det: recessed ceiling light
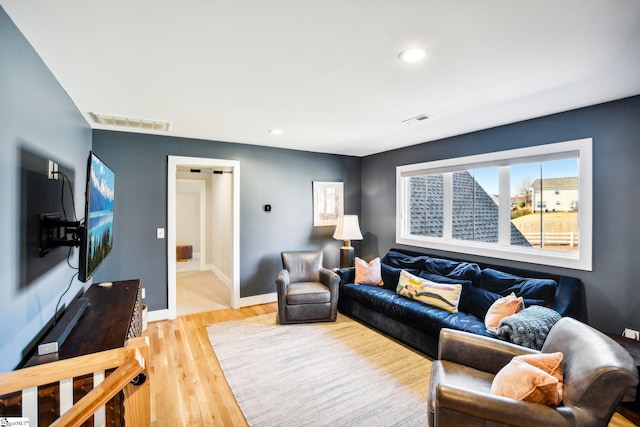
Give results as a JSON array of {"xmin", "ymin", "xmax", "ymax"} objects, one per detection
[
  {"xmin": 269, "ymin": 128, "xmax": 283, "ymax": 135},
  {"xmin": 398, "ymin": 48, "xmax": 428, "ymax": 63}
]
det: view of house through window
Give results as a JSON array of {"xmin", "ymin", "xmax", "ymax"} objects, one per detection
[
  {"xmin": 397, "ymin": 139, "xmax": 592, "ymax": 270},
  {"xmin": 509, "ymin": 159, "xmax": 579, "ymax": 251}
]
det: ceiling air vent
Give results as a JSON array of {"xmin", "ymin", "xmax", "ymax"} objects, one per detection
[
  {"xmin": 402, "ymin": 114, "xmax": 430, "ymax": 125},
  {"xmin": 89, "ymin": 113, "xmax": 171, "ymax": 131}
]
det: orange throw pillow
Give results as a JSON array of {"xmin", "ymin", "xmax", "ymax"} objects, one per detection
[
  {"xmin": 491, "ymin": 352, "xmax": 564, "ymax": 407},
  {"xmin": 355, "ymin": 257, "xmax": 384, "ymax": 286},
  {"xmin": 518, "ymin": 352, "xmax": 564, "ymax": 402},
  {"xmin": 484, "ymin": 292, "xmax": 523, "ymax": 331}
]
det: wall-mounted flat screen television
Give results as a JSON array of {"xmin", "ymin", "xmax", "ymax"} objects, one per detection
[{"xmin": 79, "ymin": 152, "xmax": 115, "ymax": 282}]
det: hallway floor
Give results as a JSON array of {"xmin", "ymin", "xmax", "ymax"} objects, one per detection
[{"xmin": 177, "ymin": 265, "xmax": 231, "ymax": 316}]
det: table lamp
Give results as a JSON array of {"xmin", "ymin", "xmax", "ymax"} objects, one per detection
[{"xmin": 333, "ymin": 215, "xmax": 363, "ymax": 268}]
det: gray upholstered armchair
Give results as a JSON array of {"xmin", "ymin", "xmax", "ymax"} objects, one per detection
[
  {"xmin": 428, "ymin": 317, "xmax": 638, "ymax": 427},
  {"xmin": 276, "ymin": 251, "xmax": 340, "ymax": 324}
]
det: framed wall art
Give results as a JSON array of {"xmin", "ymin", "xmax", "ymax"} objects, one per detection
[{"xmin": 313, "ymin": 181, "xmax": 344, "ymax": 226}]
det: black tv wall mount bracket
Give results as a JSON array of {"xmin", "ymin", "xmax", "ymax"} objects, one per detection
[{"xmin": 39, "ymin": 213, "xmax": 82, "ymax": 257}]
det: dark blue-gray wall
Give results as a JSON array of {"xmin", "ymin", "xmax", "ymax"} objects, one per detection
[
  {"xmin": 360, "ymin": 95, "xmax": 640, "ymax": 334},
  {"xmin": 0, "ymin": 7, "xmax": 92, "ymax": 372},
  {"xmin": 91, "ymin": 131, "xmax": 361, "ymax": 310}
]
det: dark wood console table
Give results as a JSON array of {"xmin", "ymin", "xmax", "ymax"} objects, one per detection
[{"xmin": 0, "ymin": 279, "xmax": 142, "ymax": 426}]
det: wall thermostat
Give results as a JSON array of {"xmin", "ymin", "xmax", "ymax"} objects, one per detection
[{"xmin": 264, "ymin": 204, "xmax": 271, "ymax": 212}]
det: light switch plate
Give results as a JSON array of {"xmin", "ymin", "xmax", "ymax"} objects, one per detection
[
  {"xmin": 156, "ymin": 228, "xmax": 165, "ymax": 239},
  {"xmin": 48, "ymin": 160, "xmax": 59, "ymax": 180}
]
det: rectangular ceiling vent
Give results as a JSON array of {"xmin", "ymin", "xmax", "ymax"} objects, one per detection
[
  {"xmin": 402, "ymin": 114, "xmax": 430, "ymax": 125},
  {"xmin": 89, "ymin": 113, "xmax": 171, "ymax": 131}
]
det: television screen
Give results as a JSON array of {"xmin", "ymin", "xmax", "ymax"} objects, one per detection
[{"xmin": 79, "ymin": 152, "xmax": 115, "ymax": 282}]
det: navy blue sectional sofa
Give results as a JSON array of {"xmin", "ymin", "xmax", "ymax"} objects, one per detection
[{"xmin": 337, "ymin": 248, "xmax": 585, "ymax": 358}]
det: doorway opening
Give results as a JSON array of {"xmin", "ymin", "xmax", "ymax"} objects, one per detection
[
  {"xmin": 176, "ymin": 178, "xmax": 230, "ymax": 315},
  {"xmin": 167, "ymin": 156, "xmax": 240, "ymax": 319}
]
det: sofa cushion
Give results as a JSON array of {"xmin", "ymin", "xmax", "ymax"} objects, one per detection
[
  {"xmin": 491, "ymin": 352, "xmax": 564, "ymax": 407},
  {"xmin": 381, "ymin": 264, "xmax": 420, "ymax": 292},
  {"xmin": 459, "ymin": 285, "xmax": 502, "ymax": 320},
  {"xmin": 381, "ymin": 250, "xmax": 428, "ymax": 270},
  {"xmin": 341, "ymin": 283, "xmax": 492, "ymax": 338},
  {"xmin": 418, "ymin": 271, "xmax": 472, "ymax": 286},
  {"xmin": 485, "ymin": 292, "xmax": 524, "ymax": 331},
  {"xmin": 286, "ymin": 282, "xmax": 331, "ymax": 304},
  {"xmin": 518, "ymin": 352, "xmax": 564, "ymax": 396},
  {"xmin": 480, "ymin": 268, "xmax": 557, "ymax": 306},
  {"xmin": 423, "ymin": 257, "xmax": 481, "ymax": 284},
  {"xmin": 355, "ymin": 257, "xmax": 383, "ymax": 286},
  {"xmin": 397, "ymin": 270, "xmax": 463, "ymax": 313}
]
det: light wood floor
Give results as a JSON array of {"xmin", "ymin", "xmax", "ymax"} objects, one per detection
[{"xmin": 145, "ymin": 303, "xmax": 636, "ymax": 427}]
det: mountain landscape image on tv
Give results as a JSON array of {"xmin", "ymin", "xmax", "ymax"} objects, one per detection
[{"xmin": 84, "ymin": 152, "xmax": 114, "ymax": 280}]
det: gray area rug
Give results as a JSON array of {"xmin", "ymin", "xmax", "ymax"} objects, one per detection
[{"xmin": 206, "ymin": 314, "xmax": 431, "ymax": 427}]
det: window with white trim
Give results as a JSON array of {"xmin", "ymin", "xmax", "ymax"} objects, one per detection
[{"xmin": 396, "ymin": 138, "xmax": 592, "ymax": 271}]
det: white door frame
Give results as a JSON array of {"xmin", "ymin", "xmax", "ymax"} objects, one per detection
[{"xmin": 167, "ymin": 156, "xmax": 240, "ymax": 319}]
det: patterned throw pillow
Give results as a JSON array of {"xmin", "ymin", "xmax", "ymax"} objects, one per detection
[
  {"xmin": 491, "ymin": 352, "xmax": 564, "ymax": 406},
  {"xmin": 355, "ymin": 257, "xmax": 384, "ymax": 286},
  {"xmin": 485, "ymin": 292, "xmax": 524, "ymax": 331},
  {"xmin": 396, "ymin": 270, "xmax": 462, "ymax": 313}
]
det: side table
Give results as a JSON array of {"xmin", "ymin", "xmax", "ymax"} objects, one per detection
[
  {"xmin": 177, "ymin": 244, "xmax": 193, "ymax": 261},
  {"xmin": 607, "ymin": 333, "xmax": 640, "ymax": 425}
]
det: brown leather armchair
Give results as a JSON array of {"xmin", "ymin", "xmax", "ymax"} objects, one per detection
[
  {"xmin": 276, "ymin": 251, "xmax": 339, "ymax": 324},
  {"xmin": 428, "ymin": 317, "xmax": 639, "ymax": 427}
]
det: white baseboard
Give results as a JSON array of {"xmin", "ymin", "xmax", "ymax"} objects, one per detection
[
  {"xmin": 239, "ymin": 292, "xmax": 277, "ymax": 307},
  {"xmin": 148, "ymin": 293, "xmax": 276, "ymax": 322},
  {"xmin": 210, "ymin": 265, "xmax": 232, "ymax": 289},
  {"xmin": 148, "ymin": 308, "xmax": 171, "ymax": 322}
]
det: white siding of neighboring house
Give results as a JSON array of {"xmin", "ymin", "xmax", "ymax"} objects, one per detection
[{"xmin": 530, "ymin": 177, "xmax": 578, "ymax": 212}]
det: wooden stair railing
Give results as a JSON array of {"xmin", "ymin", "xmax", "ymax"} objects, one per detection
[{"xmin": 0, "ymin": 336, "xmax": 150, "ymax": 426}]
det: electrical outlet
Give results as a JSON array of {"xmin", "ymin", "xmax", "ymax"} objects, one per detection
[
  {"xmin": 48, "ymin": 160, "xmax": 59, "ymax": 180},
  {"xmin": 156, "ymin": 228, "xmax": 165, "ymax": 239},
  {"xmin": 142, "ymin": 288, "xmax": 146, "ymax": 299},
  {"xmin": 623, "ymin": 328, "xmax": 639, "ymax": 340}
]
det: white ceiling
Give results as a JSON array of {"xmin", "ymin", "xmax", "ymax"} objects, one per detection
[{"xmin": 2, "ymin": 1, "xmax": 640, "ymax": 157}]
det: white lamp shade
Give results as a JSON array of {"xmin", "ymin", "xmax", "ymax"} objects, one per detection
[{"xmin": 333, "ymin": 215, "xmax": 363, "ymax": 241}]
